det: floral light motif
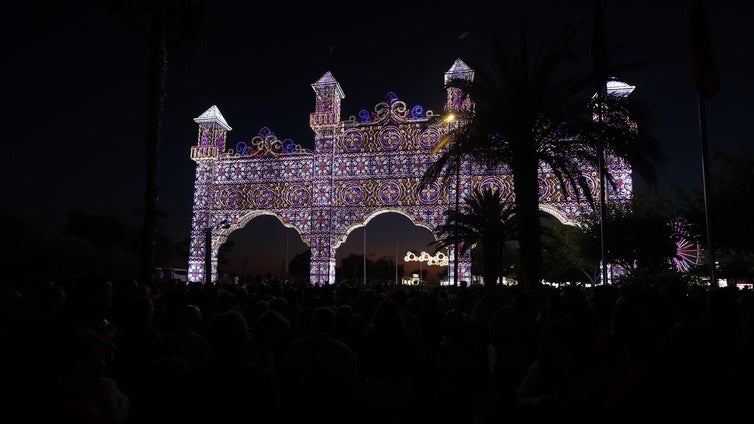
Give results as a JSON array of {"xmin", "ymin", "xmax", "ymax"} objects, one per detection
[
  {"xmin": 411, "ymin": 105, "xmax": 424, "ymax": 119},
  {"xmin": 236, "ymin": 127, "xmax": 311, "ymax": 157}
]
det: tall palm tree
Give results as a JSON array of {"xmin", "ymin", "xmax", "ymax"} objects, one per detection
[
  {"xmin": 431, "ymin": 187, "xmax": 518, "ymax": 288},
  {"xmin": 105, "ymin": 0, "xmax": 208, "ymax": 284},
  {"xmin": 422, "ymin": 18, "xmax": 666, "ymax": 290}
]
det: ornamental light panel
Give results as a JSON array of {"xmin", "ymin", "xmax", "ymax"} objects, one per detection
[{"xmin": 188, "ymin": 59, "xmax": 634, "ymax": 285}]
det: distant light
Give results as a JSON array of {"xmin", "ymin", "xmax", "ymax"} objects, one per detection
[{"xmin": 404, "ymin": 250, "xmax": 449, "ymax": 266}]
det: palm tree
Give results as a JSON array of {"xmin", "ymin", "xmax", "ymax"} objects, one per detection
[
  {"xmin": 105, "ymin": 0, "xmax": 208, "ymax": 284},
  {"xmin": 422, "ymin": 18, "xmax": 666, "ymax": 290},
  {"xmin": 431, "ymin": 187, "xmax": 518, "ymax": 287}
]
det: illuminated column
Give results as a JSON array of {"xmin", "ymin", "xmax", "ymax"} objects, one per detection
[
  {"xmin": 454, "ymin": 156, "xmax": 473, "ymax": 284},
  {"xmin": 308, "ymin": 72, "xmax": 344, "ymax": 284},
  {"xmin": 443, "ymin": 59, "xmax": 475, "ymax": 285},
  {"xmin": 444, "ymin": 58, "xmax": 475, "ymax": 115},
  {"xmin": 188, "ymin": 105, "xmax": 232, "ymax": 283},
  {"xmin": 310, "ymin": 71, "xmax": 343, "ymax": 134},
  {"xmin": 604, "ymin": 80, "xmax": 636, "ymax": 207},
  {"xmin": 448, "ymin": 249, "xmax": 472, "ymax": 284}
]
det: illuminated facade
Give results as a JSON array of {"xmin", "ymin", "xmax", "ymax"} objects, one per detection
[{"xmin": 188, "ymin": 59, "xmax": 634, "ymax": 284}]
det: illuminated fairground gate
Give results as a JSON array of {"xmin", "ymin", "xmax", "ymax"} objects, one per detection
[{"xmin": 187, "ymin": 59, "xmax": 634, "ymax": 285}]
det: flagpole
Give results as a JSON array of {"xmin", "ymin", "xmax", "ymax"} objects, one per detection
[
  {"xmin": 690, "ymin": 0, "xmax": 720, "ymax": 288},
  {"xmin": 395, "ymin": 239, "xmax": 398, "ymax": 285},
  {"xmin": 697, "ymin": 96, "xmax": 716, "ymax": 286},
  {"xmin": 592, "ymin": 0, "xmax": 610, "ymax": 285},
  {"xmin": 598, "ymin": 105, "xmax": 609, "ymax": 286},
  {"xmin": 363, "ymin": 227, "xmax": 367, "ymax": 286},
  {"xmin": 454, "ymin": 156, "xmax": 460, "ymax": 286},
  {"xmin": 419, "ymin": 247, "xmax": 423, "ymax": 284}
]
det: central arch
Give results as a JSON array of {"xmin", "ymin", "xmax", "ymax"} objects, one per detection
[
  {"xmin": 335, "ymin": 210, "xmax": 440, "ymax": 284},
  {"xmin": 186, "ymin": 60, "xmax": 634, "ymax": 285},
  {"xmin": 335, "ymin": 208, "xmax": 436, "ymax": 251}
]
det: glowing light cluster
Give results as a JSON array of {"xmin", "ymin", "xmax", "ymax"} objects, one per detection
[
  {"xmin": 671, "ymin": 220, "xmax": 702, "ymax": 273},
  {"xmin": 235, "ymin": 126, "xmax": 311, "ymax": 157},
  {"xmin": 355, "ymin": 92, "xmax": 426, "ymax": 124},
  {"xmin": 405, "ymin": 251, "xmax": 449, "ymax": 266}
]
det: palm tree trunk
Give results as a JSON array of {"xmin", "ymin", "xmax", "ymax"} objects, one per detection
[
  {"xmin": 513, "ymin": 157, "xmax": 543, "ymax": 290},
  {"xmin": 482, "ymin": 242, "xmax": 498, "ymax": 288},
  {"xmin": 498, "ymin": 239, "xmax": 504, "ymax": 286},
  {"xmin": 140, "ymin": 15, "xmax": 168, "ymax": 284}
]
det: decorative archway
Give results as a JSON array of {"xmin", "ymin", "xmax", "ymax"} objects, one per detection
[{"xmin": 187, "ymin": 59, "xmax": 634, "ymax": 284}]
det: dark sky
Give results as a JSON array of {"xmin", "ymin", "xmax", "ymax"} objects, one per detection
[{"xmin": 5, "ymin": 1, "xmax": 751, "ymax": 279}]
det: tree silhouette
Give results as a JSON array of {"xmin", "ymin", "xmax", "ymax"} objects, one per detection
[
  {"xmin": 431, "ymin": 187, "xmax": 517, "ymax": 287},
  {"xmin": 104, "ymin": 0, "xmax": 208, "ymax": 284}
]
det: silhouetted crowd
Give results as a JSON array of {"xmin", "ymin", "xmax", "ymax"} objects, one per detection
[{"xmin": 2, "ymin": 275, "xmax": 753, "ymax": 423}]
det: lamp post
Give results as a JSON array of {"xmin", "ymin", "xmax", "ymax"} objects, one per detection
[
  {"xmin": 363, "ymin": 227, "xmax": 367, "ymax": 286},
  {"xmin": 442, "ymin": 112, "xmax": 461, "ymax": 287},
  {"xmin": 454, "ymin": 154, "xmax": 460, "ymax": 286},
  {"xmin": 285, "ymin": 230, "xmax": 289, "ymax": 277},
  {"xmin": 447, "ymin": 246, "xmax": 451, "ymax": 285},
  {"xmin": 395, "ymin": 239, "xmax": 398, "ymax": 285},
  {"xmin": 204, "ymin": 219, "xmax": 230, "ymax": 285},
  {"xmin": 419, "ymin": 248, "xmax": 423, "ymax": 284}
]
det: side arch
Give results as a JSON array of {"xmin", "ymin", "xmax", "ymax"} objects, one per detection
[
  {"xmin": 539, "ymin": 204, "xmax": 580, "ymax": 227},
  {"xmin": 231, "ymin": 210, "xmax": 309, "ymax": 247}
]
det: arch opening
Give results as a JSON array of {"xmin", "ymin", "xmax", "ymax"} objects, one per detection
[
  {"xmin": 334, "ymin": 211, "xmax": 446, "ymax": 285},
  {"xmin": 219, "ymin": 214, "xmax": 309, "ymax": 284}
]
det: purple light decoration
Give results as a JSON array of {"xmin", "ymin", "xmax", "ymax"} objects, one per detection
[
  {"xmin": 385, "ymin": 91, "xmax": 399, "ymax": 104},
  {"xmin": 671, "ymin": 220, "xmax": 701, "ymax": 273},
  {"xmin": 236, "ymin": 141, "xmax": 249, "ymax": 154},
  {"xmin": 282, "ymin": 139, "xmax": 296, "ymax": 154},
  {"xmin": 358, "ymin": 109, "xmax": 371, "ymax": 122},
  {"xmin": 234, "ymin": 128, "xmax": 309, "ymax": 157},
  {"xmin": 259, "ymin": 126, "xmax": 272, "ymax": 137},
  {"xmin": 411, "ymin": 105, "xmax": 424, "ymax": 119}
]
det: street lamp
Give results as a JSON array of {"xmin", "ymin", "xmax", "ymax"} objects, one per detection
[
  {"xmin": 204, "ymin": 219, "xmax": 230, "ymax": 284},
  {"xmin": 395, "ymin": 239, "xmax": 399, "ymax": 285},
  {"xmin": 454, "ymin": 153, "xmax": 460, "ymax": 287},
  {"xmin": 363, "ymin": 227, "xmax": 367, "ymax": 286},
  {"xmin": 443, "ymin": 113, "xmax": 461, "ymax": 287}
]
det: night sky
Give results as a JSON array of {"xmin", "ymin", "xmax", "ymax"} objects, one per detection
[{"xmin": 5, "ymin": 1, "xmax": 752, "ymax": 279}]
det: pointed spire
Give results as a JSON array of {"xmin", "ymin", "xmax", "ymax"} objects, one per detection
[
  {"xmin": 444, "ymin": 59, "xmax": 474, "ymax": 85},
  {"xmin": 606, "ymin": 79, "xmax": 635, "ymax": 97},
  {"xmin": 194, "ymin": 105, "xmax": 232, "ymax": 131},
  {"xmin": 312, "ymin": 71, "xmax": 345, "ymax": 99}
]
